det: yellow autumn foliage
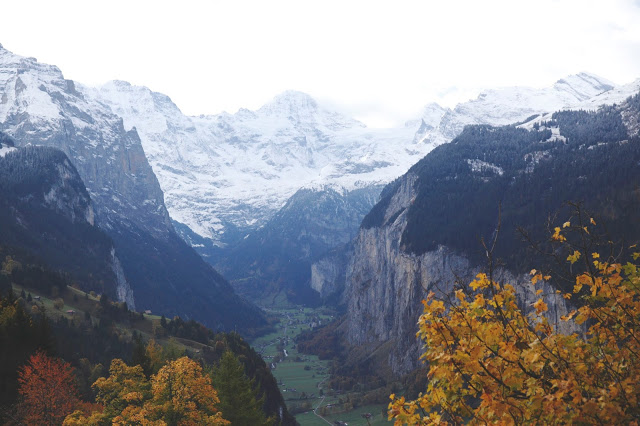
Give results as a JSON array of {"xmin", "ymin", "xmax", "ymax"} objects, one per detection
[
  {"xmin": 389, "ymin": 221, "xmax": 640, "ymax": 425},
  {"xmin": 64, "ymin": 357, "xmax": 228, "ymax": 425}
]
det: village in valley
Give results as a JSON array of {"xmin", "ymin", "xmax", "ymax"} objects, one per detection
[{"xmin": 251, "ymin": 305, "xmax": 390, "ymax": 425}]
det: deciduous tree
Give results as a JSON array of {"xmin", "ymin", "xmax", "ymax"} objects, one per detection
[
  {"xmin": 17, "ymin": 351, "xmax": 80, "ymax": 425},
  {"xmin": 389, "ymin": 218, "xmax": 640, "ymax": 424},
  {"xmin": 148, "ymin": 356, "xmax": 228, "ymax": 425},
  {"xmin": 65, "ymin": 356, "xmax": 228, "ymax": 425}
]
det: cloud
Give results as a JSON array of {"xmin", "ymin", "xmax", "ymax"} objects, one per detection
[{"xmin": 0, "ymin": 0, "xmax": 639, "ymax": 127}]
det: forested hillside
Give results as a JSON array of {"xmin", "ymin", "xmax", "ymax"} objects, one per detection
[
  {"xmin": 0, "ymin": 145, "xmax": 120, "ymax": 297},
  {"xmin": 364, "ymin": 96, "xmax": 640, "ymax": 273},
  {"xmin": 0, "ymin": 255, "xmax": 295, "ymax": 424}
]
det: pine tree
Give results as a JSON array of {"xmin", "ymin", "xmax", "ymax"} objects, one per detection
[
  {"xmin": 211, "ymin": 351, "xmax": 270, "ymax": 425},
  {"xmin": 131, "ymin": 333, "xmax": 151, "ymax": 377}
]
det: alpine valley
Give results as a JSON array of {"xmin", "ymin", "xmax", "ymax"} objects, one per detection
[
  {"xmin": 2, "ymin": 39, "xmax": 640, "ymax": 425},
  {"xmin": 85, "ymin": 70, "xmax": 620, "ymax": 303}
]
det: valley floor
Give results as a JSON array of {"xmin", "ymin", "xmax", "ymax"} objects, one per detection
[{"xmin": 250, "ymin": 304, "xmax": 390, "ymax": 425}]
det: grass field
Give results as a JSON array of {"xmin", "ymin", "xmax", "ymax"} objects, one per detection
[
  {"xmin": 10, "ymin": 283, "xmax": 205, "ymax": 355},
  {"xmin": 251, "ymin": 305, "xmax": 391, "ymax": 425},
  {"xmin": 13, "ymin": 283, "xmax": 391, "ymax": 424},
  {"xmin": 295, "ymin": 404, "xmax": 390, "ymax": 425}
]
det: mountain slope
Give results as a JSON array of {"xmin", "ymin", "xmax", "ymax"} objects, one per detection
[
  {"xmin": 83, "ymin": 73, "xmax": 620, "ymax": 304},
  {"xmin": 336, "ymin": 90, "xmax": 640, "ymax": 376},
  {"xmin": 0, "ymin": 45, "xmax": 267, "ymax": 334},
  {"xmin": 0, "ymin": 141, "xmax": 134, "ymax": 304},
  {"xmin": 86, "ymin": 83, "xmax": 416, "ymax": 246},
  {"xmin": 86, "ymin": 74, "xmax": 615, "ymax": 251},
  {"xmin": 215, "ymin": 185, "xmax": 381, "ymax": 303}
]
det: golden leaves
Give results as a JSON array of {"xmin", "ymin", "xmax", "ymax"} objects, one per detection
[
  {"xmin": 533, "ymin": 298, "xmax": 548, "ymax": 314},
  {"xmin": 391, "ymin": 227, "xmax": 640, "ymax": 425},
  {"xmin": 470, "ymin": 273, "xmax": 490, "ymax": 290},
  {"xmin": 552, "ymin": 227, "xmax": 566, "ymax": 242},
  {"xmin": 69, "ymin": 357, "xmax": 229, "ymax": 425},
  {"xmin": 567, "ymin": 250, "xmax": 581, "ymax": 264}
]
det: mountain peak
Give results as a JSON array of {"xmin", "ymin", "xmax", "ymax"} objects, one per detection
[
  {"xmin": 108, "ymin": 80, "xmax": 133, "ymax": 88},
  {"xmin": 554, "ymin": 72, "xmax": 615, "ymax": 101},
  {"xmin": 259, "ymin": 90, "xmax": 318, "ymax": 115}
]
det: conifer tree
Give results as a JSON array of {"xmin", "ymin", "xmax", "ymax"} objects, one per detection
[
  {"xmin": 211, "ymin": 351, "xmax": 271, "ymax": 425},
  {"xmin": 131, "ymin": 333, "xmax": 152, "ymax": 377}
]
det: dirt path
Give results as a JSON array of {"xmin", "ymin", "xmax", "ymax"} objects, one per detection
[{"xmin": 312, "ymin": 376, "xmax": 332, "ymax": 425}]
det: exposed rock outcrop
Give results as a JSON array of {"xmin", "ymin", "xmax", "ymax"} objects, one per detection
[
  {"xmin": 335, "ymin": 94, "xmax": 640, "ymax": 376},
  {"xmin": 343, "ymin": 173, "xmax": 574, "ymax": 375},
  {"xmin": 0, "ymin": 46, "xmax": 267, "ymax": 333}
]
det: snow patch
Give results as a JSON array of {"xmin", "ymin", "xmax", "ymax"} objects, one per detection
[
  {"xmin": 0, "ymin": 145, "xmax": 16, "ymax": 157},
  {"xmin": 466, "ymin": 159, "xmax": 504, "ymax": 176}
]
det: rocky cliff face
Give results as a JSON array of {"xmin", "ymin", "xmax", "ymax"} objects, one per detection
[
  {"xmin": 111, "ymin": 247, "xmax": 135, "ymax": 310},
  {"xmin": 344, "ymin": 174, "xmax": 471, "ymax": 374},
  {"xmin": 344, "ymin": 174, "xmax": 580, "ymax": 375},
  {"xmin": 310, "ymin": 242, "xmax": 351, "ymax": 301},
  {"xmin": 0, "ymin": 46, "xmax": 267, "ymax": 333},
  {"xmin": 0, "ymin": 47, "xmax": 172, "ymax": 238},
  {"xmin": 343, "ymin": 172, "xmax": 573, "ymax": 375},
  {"xmin": 335, "ymin": 92, "xmax": 640, "ymax": 376}
]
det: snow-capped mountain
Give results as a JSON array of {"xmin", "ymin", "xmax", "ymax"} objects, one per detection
[
  {"xmin": 85, "ymin": 84, "xmax": 418, "ymax": 245},
  {"xmin": 85, "ymin": 72, "xmax": 618, "ymax": 249},
  {"xmin": 0, "ymin": 44, "xmax": 172, "ymax": 238},
  {"xmin": 413, "ymin": 72, "xmax": 615, "ymax": 146},
  {"xmin": 0, "ymin": 44, "xmax": 267, "ymax": 332}
]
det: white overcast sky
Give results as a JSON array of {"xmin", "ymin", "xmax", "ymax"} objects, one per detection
[{"xmin": 2, "ymin": 0, "xmax": 640, "ymax": 127}]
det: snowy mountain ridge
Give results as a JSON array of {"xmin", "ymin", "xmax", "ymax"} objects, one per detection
[
  {"xmin": 85, "ymin": 82, "xmax": 417, "ymax": 243},
  {"xmin": 413, "ymin": 72, "xmax": 616, "ymax": 146},
  {"xmin": 0, "ymin": 45, "xmax": 172, "ymax": 238},
  {"xmin": 85, "ymin": 71, "xmax": 627, "ymax": 247},
  {"xmin": 0, "ymin": 44, "xmax": 268, "ymax": 331}
]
